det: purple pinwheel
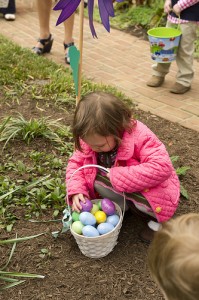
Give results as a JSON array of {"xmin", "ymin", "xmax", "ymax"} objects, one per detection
[{"xmin": 54, "ymin": 0, "xmax": 124, "ymax": 38}]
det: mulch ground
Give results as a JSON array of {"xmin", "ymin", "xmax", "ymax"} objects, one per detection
[{"xmin": 0, "ymin": 89, "xmax": 198, "ymax": 299}]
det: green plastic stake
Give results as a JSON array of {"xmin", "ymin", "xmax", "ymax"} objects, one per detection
[{"xmin": 69, "ymin": 46, "xmax": 80, "ymax": 96}]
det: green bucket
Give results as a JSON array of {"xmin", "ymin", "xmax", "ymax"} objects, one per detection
[{"xmin": 147, "ymin": 27, "xmax": 182, "ymax": 63}]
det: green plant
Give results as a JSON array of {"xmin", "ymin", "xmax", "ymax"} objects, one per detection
[
  {"xmin": 39, "ymin": 248, "xmax": 51, "ymax": 259},
  {"xmin": 0, "ymin": 233, "xmax": 45, "ymax": 290},
  {"xmin": 170, "ymin": 156, "xmax": 190, "ymax": 199},
  {"xmin": 0, "ymin": 114, "xmax": 67, "ymax": 149}
]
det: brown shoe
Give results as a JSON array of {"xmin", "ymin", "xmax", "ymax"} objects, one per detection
[
  {"xmin": 170, "ymin": 82, "xmax": 191, "ymax": 94},
  {"xmin": 147, "ymin": 75, "xmax": 165, "ymax": 87},
  {"xmin": 139, "ymin": 225, "xmax": 155, "ymax": 244}
]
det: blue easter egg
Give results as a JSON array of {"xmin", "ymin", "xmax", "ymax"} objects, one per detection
[
  {"xmin": 97, "ymin": 222, "xmax": 114, "ymax": 235},
  {"xmin": 82, "ymin": 225, "xmax": 100, "ymax": 237},
  {"xmin": 79, "ymin": 212, "xmax": 96, "ymax": 226},
  {"xmin": 107, "ymin": 214, "xmax": 120, "ymax": 227}
]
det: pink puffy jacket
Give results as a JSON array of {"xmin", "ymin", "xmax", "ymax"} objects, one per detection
[{"xmin": 66, "ymin": 121, "xmax": 180, "ymax": 222}]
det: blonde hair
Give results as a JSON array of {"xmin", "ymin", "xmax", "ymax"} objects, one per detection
[
  {"xmin": 148, "ymin": 213, "xmax": 199, "ymax": 300},
  {"xmin": 73, "ymin": 92, "xmax": 134, "ymax": 151}
]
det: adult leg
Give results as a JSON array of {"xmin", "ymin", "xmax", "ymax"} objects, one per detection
[
  {"xmin": 37, "ymin": 0, "xmax": 52, "ymax": 39},
  {"xmin": 3, "ymin": 0, "xmax": 16, "ymax": 21},
  {"xmin": 63, "ymin": 13, "xmax": 75, "ymax": 64},
  {"xmin": 32, "ymin": 0, "xmax": 53, "ymax": 54},
  {"xmin": 170, "ymin": 22, "xmax": 197, "ymax": 93}
]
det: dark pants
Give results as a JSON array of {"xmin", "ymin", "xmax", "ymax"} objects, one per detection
[{"xmin": 0, "ymin": 0, "xmax": 16, "ymax": 14}]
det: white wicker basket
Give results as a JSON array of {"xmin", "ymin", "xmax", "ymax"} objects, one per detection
[
  {"xmin": 0, "ymin": 0, "xmax": 9, "ymax": 8},
  {"xmin": 71, "ymin": 199, "xmax": 123, "ymax": 258},
  {"xmin": 67, "ymin": 164, "xmax": 124, "ymax": 259}
]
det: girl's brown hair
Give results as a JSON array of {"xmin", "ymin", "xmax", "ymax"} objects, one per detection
[
  {"xmin": 73, "ymin": 92, "xmax": 133, "ymax": 151},
  {"xmin": 148, "ymin": 213, "xmax": 199, "ymax": 300}
]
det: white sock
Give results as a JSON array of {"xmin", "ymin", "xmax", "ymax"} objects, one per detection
[{"xmin": 148, "ymin": 220, "xmax": 162, "ymax": 232}]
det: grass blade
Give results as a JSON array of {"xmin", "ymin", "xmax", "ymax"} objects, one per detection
[
  {"xmin": 0, "ymin": 280, "xmax": 26, "ymax": 290},
  {"xmin": 0, "ymin": 232, "xmax": 45, "ymax": 245},
  {"xmin": 0, "ymin": 276, "xmax": 19, "ymax": 282},
  {"xmin": 0, "ymin": 116, "xmax": 11, "ymax": 134},
  {"xmin": 0, "ymin": 271, "xmax": 45, "ymax": 278},
  {"xmin": 1, "ymin": 234, "xmax": 17, "ymax": 270}
]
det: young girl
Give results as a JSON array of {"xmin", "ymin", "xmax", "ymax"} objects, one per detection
[
  {"xmin": 66, "ymin": 92, "xmax": 180, "ymax": 243},
  {"xmin": 147, "ymin": 0, "xmax": 199, "ymax": 94}
]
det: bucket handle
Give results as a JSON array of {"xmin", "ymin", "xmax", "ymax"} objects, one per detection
[
  {"xmin": 52, "ymin": 164, "xmax": 126, "ymax": 238},
  {"xmin": 153, "ymin": 11, "xmax": 181, "ymax": 31}
]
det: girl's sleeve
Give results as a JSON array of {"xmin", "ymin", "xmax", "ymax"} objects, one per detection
[
  {"xmin": 66, "ymin": 151, "xmax": 90, "ymax": 200},
  {"xmin": 109, "ymin": 128, "xmax": 173, "ymax": 193},
  {"xmin": 177, "ymin": 0, "xmax": 199, "ymax": 10}
]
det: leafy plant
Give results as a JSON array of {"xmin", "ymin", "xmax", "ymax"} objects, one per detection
[
  {"xmin": 0, "ymin": 114, "xmax": 68, "ymax": 149},
  {"xmin": 170, "ymin": 156, "xmax": 190, "ymax": 199}
]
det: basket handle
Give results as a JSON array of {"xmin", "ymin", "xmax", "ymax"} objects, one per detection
[
  {"xmin": 52, "ymin": 164, "xmax": 126, "ymax": 238},
  {"xmin": 66, "ymin": 164, "xmax": 126, "ymax": 215},
  {"xmin": 153, "ymin": 11, "xmax": 181, "ymax": 30}
]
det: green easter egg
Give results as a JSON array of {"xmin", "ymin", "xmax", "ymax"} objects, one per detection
[
  {"xmin": 97, "ymin": 200, "xmax": 102, "ymax": 210},
  {"xmin": 90, "ymin": 203, "xmax": 99, "ymax": 215},
  {"xmin": 71, "ymin": 221, "xmax": 84, "ymax": 235},
  {"xmin": 72, "ymin": 211, "xmax": 80, "ymax": 222}
]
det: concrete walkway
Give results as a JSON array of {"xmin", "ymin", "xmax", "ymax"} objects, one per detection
[{"xmin": 1, "ymin": 0, "xmax": 199, "ymax": 132}]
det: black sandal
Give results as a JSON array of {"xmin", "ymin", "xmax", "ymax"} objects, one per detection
[
  {"xmin": 32, "ymin": 34, "xmax": 53, "ymax": 55},
  {"xmin": 64, "ymin": 42, "xmax": 74, "ymax": 64}
]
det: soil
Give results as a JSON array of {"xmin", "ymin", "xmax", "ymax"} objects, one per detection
[{"xmin": 0, "ymin": 81, "xmax": 199, "ymax": 300}]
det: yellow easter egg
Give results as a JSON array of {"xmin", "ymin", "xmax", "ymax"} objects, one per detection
[{"xmin": 95, "ymin": 211, "xmax": 107, "ymax": 224}]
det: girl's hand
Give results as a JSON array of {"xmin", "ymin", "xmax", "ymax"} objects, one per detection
[
  {"xmin": 72, "ymin": 193, "xmax": 86, "ymax": 212},
  {"xmin": 164, "ymin": 0, "xmax": 172, "ymax": 14},
  {"xmin": 172, "ymin": 4, "xmax": 181, "ymax": 16}
]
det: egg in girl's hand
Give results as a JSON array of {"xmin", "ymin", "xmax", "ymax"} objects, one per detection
[
  {"xmin": 71, "ymin": 221, "xmax": 84, "ymax": 235},
  {"xmin": 90, "ymin": 203, "xmax": 99, "ymax": 215},
  {"xmin": 97, "ymin": 222, "xmax": 114, "ymax": 235},
  {"xmin": 95, "ymin": 211, "xmax": 107, "ymax": 224},
  {"xmin": 80, "ymin": 198, "xmax": 93, "ymax": 212},
  {"xmin": 101, "ymin": 198, "xmax": 115, "ymax": 215},
  {"xmin": 82, "ymin": 225, "xmax": 100, "ymax": 237},
  {"xmin": 107, "ymin": 214, "xmax": 120, "ymax": 227},
  {"xmin": 72, "ymin": 211, "xmax": 80, "ymax": 222},
  {"xmin": 79, "ymin": 212, "xmax": 96, "ymax": 226}
]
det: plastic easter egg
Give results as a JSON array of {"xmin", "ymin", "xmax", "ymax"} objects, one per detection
[
  {"xmin": 71, "ymin": 221, "xmax": 84, "ymax": 235},
  {"xmin": 82, "ymin": 225, "xmax": 100, "ymax": 237},
  {"xmin": 90, "ymin": 203, "xmax": 99, "ymax": 215},
  {"xmin": 107, "ymin": 214, "xmax": 120, "ymax": 227},
  {"xmin": 80, "ymin": 198, "xmax": 93, "ymax": 212},
  {"xmin": 95, "ymin": 211, "xmax": 107, "ymax": 224},
  {"xmin": 97, "ymin": 200, "xmax": 102, "ymax": 210},
  {"xmin": 72, "ymin": 211, "xmax": 80, "ymax": 222},
  {"xmin": 79, "ymin": 212, "xmax": 96, "ymax": 226},
  {"xmin": 97, "ymin": 222, "xmax": 114, "ymax": 235},
  {"xmin": 101, "ymin": 198, "xmax": 115, "ymax": 215}
]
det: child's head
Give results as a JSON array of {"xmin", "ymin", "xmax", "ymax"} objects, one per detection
[
  {"xmin": 73, "ymin": 92, "xmax": 133, "ymax": 152},
  {"xmin": 148, "ymin": 213, "xmax": 199, "ymax": 300}
]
